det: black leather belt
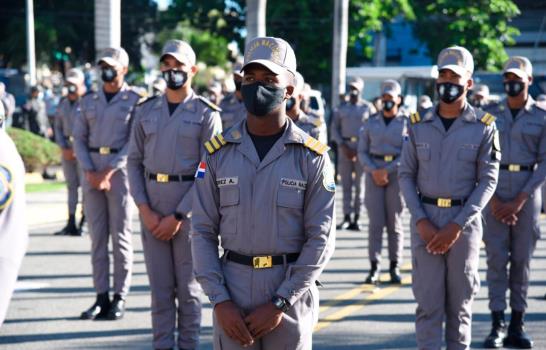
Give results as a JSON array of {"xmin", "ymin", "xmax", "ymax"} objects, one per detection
[
  {"xmin": 420, "ymin": 195, "xmax": 466, "ymax": 208},
  {"xmin": 371, "ymin": 153, "xmax": 397, "ymax": 162},
  {"xmin": 89, "ymin": 147, "xmax": 119, "ymax": 155},
  {"xmin": 146, "ymin": 172, "xmax": 194, "ymax": 183},
  {"xmin": 500, "ymin": 164, "xmax": 534, "ymax": 172},
  {"xmin": 225, "ymin": 251, "xmax": 300, "ymax": 269},
  {"xmin": 342, "ymin": 136, "xmax": 358, "ymax": 142}
]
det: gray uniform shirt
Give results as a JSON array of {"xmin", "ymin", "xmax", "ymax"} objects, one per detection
[
  {"xmin": 331, "ymin": 100, "xmax": 374, "ymax": 149},
  {"xmin": 73, "ymin": 84, "xmax": 141, "ymax": 172},
  {"xmin": 398, "ymin": 104, "xmax": 499, "ymax": 229},
  {"xmin": 294, "ymin": 111, "xmax": 322, "ymax": 141},
  {"xmin": 54, "ymin": 97, "xmax": 79, "ymax": 149},
  {"xmin": 485, "ymin": 98, "xmax": 546, "ymax": 198},
  {"xmin": 127, "ymin": 92, "xmax": 222, "ymax": 216},
  {"xmin": 219, "ymin": 93, "xmax": 246, "ymax": 130},
  {"xmin": 191, "ymin": 119, "xmax": 336, "ymax": 306},
  {"xmin": 358, "ymin": 111, "xmax": 409, "ymax": 174}
]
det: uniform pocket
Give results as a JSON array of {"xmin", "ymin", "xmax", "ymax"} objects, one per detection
[
  {"xmin": 178, "ymin": 123, "xmax": 200, "ymax": 157},
  {"xmin": 276, "ymin": 188, "xmax": 304, "ymax": 240},
  {"xmin": 219, "ymin": 186, "xmax": 239, "ymax": 236},
  {"xmin": 457, "ymin": 144, "xmax": 479, "ymax": 162},
  {"xmin": 141, "ymin": 120, "xmax": 157, "ymax": 136},
  {"xmin": 416, "ymin": 143, "xmax": 430, "ymax": 160},
  {"xmin": 277, "ymin": 187, "xmax": 305, "ymax": 209}
]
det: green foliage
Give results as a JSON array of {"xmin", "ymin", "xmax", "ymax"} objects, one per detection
[
  {"xmin": 6, "ymin": 127, "xmax": 61, "ymax": 172},
  {"xmin": 412, "ymin": 0, "xmax": 520, "ymax": 71}
]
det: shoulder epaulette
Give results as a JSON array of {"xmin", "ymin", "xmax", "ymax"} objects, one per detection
[
  {"xmin": 304, "ymin": 136, "xmax": 329, "ymax": 155},
  {"xmin": 480, "ymin": 112, "xmax": 495, "ymax": 126},
  {"xmin": 204, "ymin": 133, "xmax": 227, "ymax": 154},
  {"xmin": 0, "ymin": 164, "xmax": 14, "ymax": 211},
  {"xmin": 137, "ymin": 94, "xmax": 159, "ymax": 106},
  {"xmin": 198, "ymin": 96, "xmax": 222, "ymax": 112},
  {"xmin": 410, "ymin": 112, "xmax": 421, "ymax": 124}
]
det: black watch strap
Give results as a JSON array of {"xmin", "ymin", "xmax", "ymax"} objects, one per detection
[
  {"xmin": 271, "ymin": 295, "xmax": 291, "ymax": 313},
  {"xmin": 174, "ymin": 212, "xmax": 186, "ymax": 221}
]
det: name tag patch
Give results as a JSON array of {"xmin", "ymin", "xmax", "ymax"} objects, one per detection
[
  {"xmin": 217, "ymin": 177, "xmax": 238, "ymax": 187},
  {"xmin": 280, "ymin": 178, "xmax": 307, "ymax": 191}
]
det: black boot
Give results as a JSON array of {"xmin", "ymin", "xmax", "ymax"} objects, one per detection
[
  {"xmin": 483, "ymin": 311, "xmax": 507, "ymax": 348},
  {"xmin": 365, "ymin": 261, "xmax": 380, "ymax": 285},
  {"xmin": 348, "ymin": 214, "xmax": 361, "ymax": 231},
  {"xmin": 504, "ymin": 310, "xmax": 533, "ymax": 348},
  {"xmin": 76, "ymin": 214, "xmax": 86, "ymax": 236},
  {"xmin": 337, "ymin": 214, "xmax": 351, "ymax": 230},
  {"xmin": 54, "ymin": 214, "xmax": 78, "ymax": 236},
  {"xmin": 107, "ymin": 293, "xmax": 126, "ymax": 320},
  {"xmin": 80, "ymin": 293, "xmax": 111, "ymax": 320},
  {"xmin": 389, "ymin": 261, "xmax": 401, "ymax": 284}
]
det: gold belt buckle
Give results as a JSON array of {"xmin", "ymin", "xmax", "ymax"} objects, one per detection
[
  {"xmin": 156, "ymin": 173, "xmax": 169, "ymax": 183},
  {"xmin": 437, "ymin": 198, "xmax": 452, "ymax": 208},
  {"xmin": 69, "ymin": 136, "xmax": 74, "ymax": 142},
  {"xmin": 508, "ymin": 164, "xmax": 520, "ymax": 172},
  {"xmin": 253, "ymin": 256, "xmax": 273, "ymax": 269},
  {"xmin": 384, "ymin": 155, "xmax": 394, "ymax": 162},
  {"xmin": 350, "ymin": 136, "xmax": 358, "ymax": 142},
  {"xmin": 99, "ymin": 147, "xmax": 110, "ymax": 155}
]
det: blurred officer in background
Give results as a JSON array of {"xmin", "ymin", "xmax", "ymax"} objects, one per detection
[
  {"xmin": 152, "ymin": 77, "xmax": 166, "ymax": 96},
  {"xmin": 219, "ymin": 62, "xmax": 246, "ymax": 130},
  {"xmin": 286, "ymin": 71, "xmax": 324, "ymax": 141},
  {"xmin": 471, "ymin": 84, "xmax": 493, "ymax": 109},
  {"xmin": 0, "ymin": 82, "xmax": 15, "ymax": 129}
]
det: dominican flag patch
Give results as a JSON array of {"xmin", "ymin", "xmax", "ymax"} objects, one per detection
[{"xmin": 195, "ymin": 161, "xmax": 206, "ymax": 179}]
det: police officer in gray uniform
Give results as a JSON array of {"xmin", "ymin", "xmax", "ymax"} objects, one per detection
[
  {"xmin": 0, "ymin": 103, "xmax": 28, "ymax": 326},
  {"xmin": 219, "ymin": 62, "xmax": 246, "ymax": 130},
  {"xmin": 331, "ymin": 77, "xmax": 375, "ymax": 230},
  {"xmin": 286, "ymin": 71, "xmax": 324, "ymax": 141},
  {"xmin": 399, "ymin": 46, "xmax": 499, "ymax": 350},
  {"xmin": 54, "ymin": 68, "xmax": 86, "ymax": 236},
  {"xmin": 73, "ymin": 47, "xmax": 140, "ymax": 321},
  {"xmin": 191, "ymin": 36, "xmax": 335, "ymax": 350},
  {"xmin": 482, "ymin": 57, "xmax": 546, "ymax": 349},
  {"xmin": 358, "ymin": 80, "xmax": 407, "ymax": 285},
  {"xmin": 128, "ymin": 40, "xmax": 222, "ymax": 350}
]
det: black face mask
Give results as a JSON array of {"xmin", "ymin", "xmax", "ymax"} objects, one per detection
[
  {"xmin": 241, "ymin": 82, "xmax": 285, "ymax": 117},
  {"xmin": 473, "ymin": 99, "xmax": 484, "ymax": 108},
  {"xmin": 436, "ymin": 82, "xmax": 465, "ymax": 104},
  {"xmin": 383, "ymin": 100, "xmax": 395, "ymax": 112},
  {"xmin": 504, "ymin": 81, "xmax": 524, "ymax": 97},
  {"xmin": 101, "ymin": 67, "xmax": 117, "ymax": 83},
  {"xmin": 234, "ymin": 81, "xmax": 242, "ymax": 91},
  {"xmin": 67, "ymin": 85, "xmax": 77, "ymax": 94},
  {"xmin": 286, "ymin": 97, "xmax": 296, "ymax": 112},
  {"xmin": 162, "ymin": 69, "xmax": 187, "ymax": 90}
]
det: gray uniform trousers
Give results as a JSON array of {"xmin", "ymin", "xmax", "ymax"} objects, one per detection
[
  {"xmin": 61, "ymin": 157, "xmax": 82, "ymax": 215},
  {"xmin": 339, "ymin": 151, "xmax": 364, "ymax": 216},
  {"xmin": 82, "ymin": 169, "xmax": 133, "ymax": 296},
  {"xmin": 364, "ymin": 171, "xmax": 404, "ymax": 263}
]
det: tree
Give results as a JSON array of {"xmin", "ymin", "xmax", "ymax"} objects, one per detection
[{"xmin": 412, "ymin": 0, "xmax": 520, "ymax": 71}]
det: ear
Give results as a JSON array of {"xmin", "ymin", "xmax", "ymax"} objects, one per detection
[
  {"xmin": 528, "ymin": 76, "xmax": 533, "ymax": 86},
  {"xmin": 396, "ymin": 96, "xmax": 402, "ymax": 105},
  {"xmin": 285, "ymin": 85, "xmax": 294, "ymax": 99},
  {"xmin": 121, "ymin": 66, "xmax": 128, "ymax": 75},
  {"xmin": 190, "ymin": 65, "xmax": 199, "ymax": 75},
  {"xmin": 467, "ymin": 77, "xmax": 474, "ymax": 90}
]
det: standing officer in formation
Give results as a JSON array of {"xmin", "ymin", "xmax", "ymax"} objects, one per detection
[
  {"xmin": 471, "ymin": 84, "xmax": 493, "ymax": 110},
  {"xmin": 358, "ymin": 80, "xmax": 407, "ymax": 285},
  {"xmin": 286, "ymin": 71, "xmax": 324, "ymax": 141},
  {"xmin": 54, "ymin": 68, "xmax": 86, "ymax": 236},
  {"xmin": 482, "ymin": 56, "xmax": 546, "ymax": 349},
  {"xmin": 399, "ymin": 46, "xmax": 499, "ymax": 350},
  {"xmin": 128, "ymin": 39, "xmax": 222, "ymax": 350},
  {"xmin": 331, "ymin": 77, "xmax": 375, "ymax": 230},
  {"xmin": 219, "ymin": 62, "xmax": 246, "ymax": 130},
  {"xmin": 0, "ymin": 102, "xmax": 28, "ymax": 326},
  {"xmin": 73, "ymin": 47, "xmax": 140, "ymax": 321},
  {"xmin": 191, "ymin": 36, "xmax": 335, "ymax": 350}
]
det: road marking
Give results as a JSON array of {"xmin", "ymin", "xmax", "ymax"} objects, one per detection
[
  {"xmin": 315, "ymin": 263, "xmax": 412, "ymax": 332},
  {"xmin": 14, "ymin": 281, "xmax": 50, "ymax": 291}
]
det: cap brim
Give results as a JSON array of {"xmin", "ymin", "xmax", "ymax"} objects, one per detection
[
  {"xmin": 98, "ymin": 57, "xmax": 122, "ymax": 68},
  {"xmin": 504, "ymin": 68, "xmax": 528, "ymax": 80},
  {"xmin": 438, "ymin": 64, "xmax": 468, "ymax": 77},
  {"xmin": 349, "ymin": 83, "xmax": 363, "ymax": 91},
  {"xmin": 65, "ymin": 77, "xmax": 81, "ymax": 86},
  {"xmin": 382, "ymin": 89, "xmax": 399, "ymax": 97},
  {"xmin": 241, "ymin": 60, "xmax": 285, "ymax": 75},
  {"xmin": 161, "ymin": 53, "xmax": 193, "ymax": 66}
]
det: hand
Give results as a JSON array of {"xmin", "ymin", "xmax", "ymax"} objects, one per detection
[
  {"xmin": 61, "ymin": 148, "xmax": 76, "ymax": 161},
  {"xmin": 244, "ymin": 302, "xmax": 284, "ymax": 339},
  {"xmin": 371, "ymin": 169, "xmax": 389, "ymax": 187},
  {"xmin": 138, "ymin": 204, "xmax": 161, "ymax": 233},
  {"xmin": 416, "ymin": 218, "xmax": 438, "ymax": 244},
  {"xmin": 46, "ymin": 127, "xmax": 53, "ymax": 138},
  {"xmin": 426, "ymin": 222, "xmax": 462, "ymax": 255},
  {"xmin": 215, "ymin": 301, "xmax": 254, "ymax": 347},
  {"xmin": 341, "ymin": 144, "xmax": 357, "ymax": 160},
  {"xmin": 97, "ymin": 168, "xmax": 115, "ymax": 192},
  {"xmin": 501, "ymin": 214, "xmax": 518, "ymax": 226},
  {"xmin": 85, "ymin": 171, "xmax": 102, "ymax": 190},
  {"xmin": 152, "ymin": 214, "xmax": 181, "ymax": 241},
  {"xmin": 494, "ymin": 192, "xmax": 528, "ymax": 223}
]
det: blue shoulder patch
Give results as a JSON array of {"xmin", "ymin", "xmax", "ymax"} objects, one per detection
[{"xmin": 0, "ymin": 164, "xmax": 13, "ymax": 210}]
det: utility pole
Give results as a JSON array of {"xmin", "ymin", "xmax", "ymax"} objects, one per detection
[
  {"xmin": 246, "ymin": 0, "xmax": 267, "ymax": 48},
  {"xmin": 95, "ymin": 0, "xmax": 121, "ymax": 54},
  {"xmin": 331, "ymin": 0, "xmax": 349, "ymax": 109},
  {"xmin": 26, "ymin": 0, "xmax": 36, "ymax": 87}
]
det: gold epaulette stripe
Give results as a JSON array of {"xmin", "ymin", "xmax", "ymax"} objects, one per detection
[
  {"xmin": 304, "ymin": 137, "xmax": 328, "ymax": 155},
  {"xmin": 204, "ymin": 134, "xmax": 227, "ymax": 154},
  {"xmin": 480, "ymin": 113, "xmax": 494, "ymax": 126}
]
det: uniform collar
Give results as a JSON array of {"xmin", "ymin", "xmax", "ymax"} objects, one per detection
[
  {"xmin": 501, "ymin": 96, "xmax": 536, "ymax": 113},
  {"xmin": 160, "ymin": 89, "xmax": 196, "ymax": 113},
  {"xmin": 223, "ymin": 117, "xmax": 306, "ymax": 145},
  {"xmin": 427, "ymin": 102, "xmax": 477, "ymax": 123}
]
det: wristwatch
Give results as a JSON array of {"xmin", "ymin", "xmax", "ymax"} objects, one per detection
[
  {"xmin": 174, "ymin": 212, "xmax": 187, "ymax": 222},
  {"xmin": 271, "ymin": 295, "xmax": 291, "ymax": 313}
]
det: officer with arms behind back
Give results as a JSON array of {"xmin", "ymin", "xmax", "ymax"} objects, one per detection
[
  {"xmin": 73, "ymin": 47, "xmax": 140, "ymax": 321},
  {"xmin": 482, "ymin": 56, "xmax": 546, "ymax": 349},
  {"xmin": 191, "ymin": 36, "xmax": 336, "ymax": 350},
  {"xmin": 398, "ymin": 46, "xmax": 499, "ymax": 350},
  {"xmin": 128, "ymin": 39, "xmax": 222, "ymax": 350}
]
